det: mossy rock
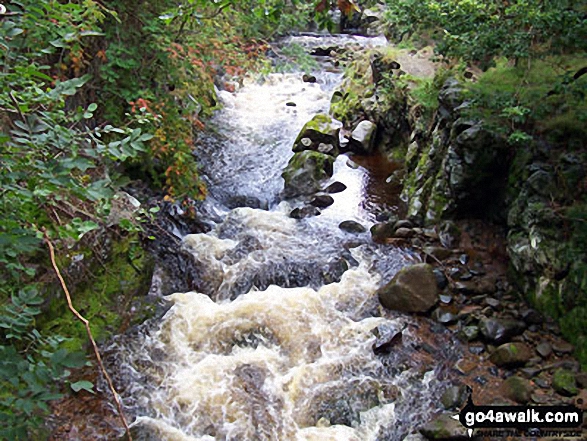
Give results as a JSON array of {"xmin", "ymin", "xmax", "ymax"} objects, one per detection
[
  {"xmin": 39, "ymin": 231, "xmax": 154, "ymax": 351},
  {"xmin": 293, "ymin": 113, "xmax": 341, "ymax": 156},
  {"xmin": 552, "ymin": 369, "xmax": 579, "ymax": 396},
  {"xmin": 282, "ymin": 151, "xmax": 335, "ymax": 198}
]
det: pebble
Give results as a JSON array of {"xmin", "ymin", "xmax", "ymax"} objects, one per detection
[
  {"xmin": 393, "ymin": 219, "xmax": 413, "ymax": 230},
  {"xmin": 520, "ymin": 308, "xmax": 544, "ymax": 325},
  {"xmin": 460, "ymin": 326, "xmax": 479, "ymax": 342},
  {"xmin": 485, "ymin": 297, "xmax": 501, "ymax": 309},
  {"xmin": 432, "ymin": 308, "xmax": 458, "ymax": 324},
  {"xmin": 468, "ymin": 344, "xmax": 485, "ymax": 355},
  {"xmin": 474, "ymin": 376, "xmax": 488, "ymax": 386},
  {"xmin": 459, "ymin": 253, "xmax": 469, "ymax": 265},
  {"xmin": 439, "ymin": 293, "xmax": 452, "ymax": 304}
]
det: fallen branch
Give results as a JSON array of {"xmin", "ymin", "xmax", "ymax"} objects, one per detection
[{"xmin": 43, "ymin": 229, "xmax": 133, "ymax": 441}]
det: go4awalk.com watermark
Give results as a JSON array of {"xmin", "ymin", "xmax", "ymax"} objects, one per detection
[{"xmin": 453, "ymin": 397, "xmax": 584, "ymax": 438}]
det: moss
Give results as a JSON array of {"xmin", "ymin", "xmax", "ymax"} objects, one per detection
[{"xmin": 39, "ymin": 232, "xmax": 153, "ymax": 351}]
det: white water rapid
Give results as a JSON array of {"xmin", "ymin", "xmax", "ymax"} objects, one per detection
[{"xmin": 113, "ymin": 35, "xmax": 459, "ymax": 441}]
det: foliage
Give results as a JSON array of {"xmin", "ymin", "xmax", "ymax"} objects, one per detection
[
  {"xmin": 463, "ymin": 56, "xmax": 587, "ymax": 147},
  {"xmin": 382, "ymin": 0, "xmax": 587, "ymax": 64}
]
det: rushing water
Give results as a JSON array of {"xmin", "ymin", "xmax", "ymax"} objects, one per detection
[{"xmin": 113, "ymin": 35, "xmax": 459, "ymax": 441}]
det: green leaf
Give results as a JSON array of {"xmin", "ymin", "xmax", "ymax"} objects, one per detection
[{"xmin": 70, "ymin": 380, "xmax": 94, "ymax": 394}]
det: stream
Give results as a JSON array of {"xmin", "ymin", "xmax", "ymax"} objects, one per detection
[{"xmin": 113, "ymin": 34, "xmax": 462, "ymax": 441}]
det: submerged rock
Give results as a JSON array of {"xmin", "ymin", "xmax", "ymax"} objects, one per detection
[
  {"xmin": 377, "ymin": 263, "xmax": 438, "ymax": 313},
  {"xmin": 282, "ymin": 151, "xmax": 334, "ymax": 198},
  {"xmin": 290, "ymin": 206, "xmax": 321, "ymax": 219}
]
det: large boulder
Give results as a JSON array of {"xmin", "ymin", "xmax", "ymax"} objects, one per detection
[
  {"xmin": 293, "ymin": 114, "xmax": 341, "ymax": 156},
  {"xmin": 282, "ymin": 151, "xmax": 334, "ymax": 198},
  {"xmin": 377, "ymin": 263, "xmax": 438, "ymax": 312}
]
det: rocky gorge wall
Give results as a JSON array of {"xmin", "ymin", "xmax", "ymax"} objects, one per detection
[{"xmin": 320, "ymin": 48, "xmax": 587, "ymax": 368}]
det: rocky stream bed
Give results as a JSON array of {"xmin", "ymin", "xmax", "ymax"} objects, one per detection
[{"xmin": 49, "ymin": 32, "xmax": 586, "ymax": 441}]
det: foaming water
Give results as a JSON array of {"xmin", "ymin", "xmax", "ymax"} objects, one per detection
[{"xmin": 113, "ymin": 35, "xmax": 456, "ymax": 441}]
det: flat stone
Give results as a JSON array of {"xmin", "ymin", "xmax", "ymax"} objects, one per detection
[
  {"xmin": 485, "ymin": 297, "xmax": 501, "ymax": 309},
  {"xmin": 552, "ymin": 341, "xmax": 574, "ymax": 355},
  {"xmin": 432, "ymin": 308, "xmax": 458, "ymax": 324},
  {"xmin": 536, "ymin": 341, "xmax": 553, "ymax": 358},
  {"xmin": 377, "ymin": 263, "xmax": 438, "ymax": 313},
  {"xmin": 489, "ymin": 342, "xmax": 532, "ymax": 367},
  {"xmin": 455, "ymin": 358, "xmax": 477, "ymax": 375}
]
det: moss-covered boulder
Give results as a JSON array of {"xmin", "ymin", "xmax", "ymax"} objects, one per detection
[
  {"xmin": 293, "ymin": 113, "xmax": 341, "ymax": 156},
  {"xmin": 282, "ymin": 151, "xmax": 334, "ymax": 198},
  {"xmin": 501, "ymin": 376, "xmax": 533, "ymax": 404}
]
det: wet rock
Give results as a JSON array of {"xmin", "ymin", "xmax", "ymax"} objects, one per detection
[
  {"xmin": 552, "ymin": 369, "xmax": 579, "ymax": 396},
  {"xmin": 370, "ymin": 222, "xmax": 396, "ymax": 242},
  {"xmin": 225, "ymin": 195, "xmax": 268, "ymax": 210},
  {"xmin": 552, "ymin": 341, "xmax": 574, "ymax": 355},
  {"xmin": 394, "ymin": 227, "xmax": 415, "ymax": 238},
  {"xmin": 377, "ymin": 263, "xmax": 438, "ymax": 313},
  {"xmin": 310, "ymin": 194, "xmax": 334, "ymax": 208},
  {"xmin": 479, "ymin": 318, "xmax": 526, "ymax": 344},
  {"xmin": 290, "ymin": 206, "xmax": 321, "ymax": 219},
  {"xmin": 489, "ymin": 342, "xmax": 532, "ymax": 367},
  {"xmin": 458, "ymin": 254, "xmax": 469, "ymax": 265},
  {"xmin": 293, "ymin": 114, "xmax": 341, "ymax": 156},
  {"xmin": 419, "ymin": 413, "xmax": 469, "ymax": 440},
  {"xmin": 440, "ymin": 385, "xmax": 470, "ymax": 410},
  {"xmin": 536, "ymin": 341, "xmax": 553, "ymax": 358},
  {"xmin": 519, "ymin": 367, "xmax": 541, "ymax": 379},
  {"xmin": 323, "ymin": 181, "xmax": 347, "ymax": 193},
  {"xmin": 302, "ymin": 73, "xmax": 316, "ymax": 83},
  {"xmin": 432, "ymin": 308, "xmax": 458, "ymax": 325},
  {"xmin": 348, "ymin": 120, "xmax": 377, "ymax": 154},
  {"xmin": 282, "ymin": 150, "xmax": 334, "ymax": 197},
  {"xmin": 394, "ymin": 219, "xmax": 414, "ymax": 230},
  {"xmin": 286, "ymin": 101, "xmax": 296, "ymax": 107},
  {"xmin": 501, "ymin": 376, "xmax": 533, "ymax": 404},
  {"xmin": 339, "ymin": 220, "xmax": 366, "ymax": 234},
  {"xmin": 372, "ymin": 322, "xmax": 404, "ymax": 354}
]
